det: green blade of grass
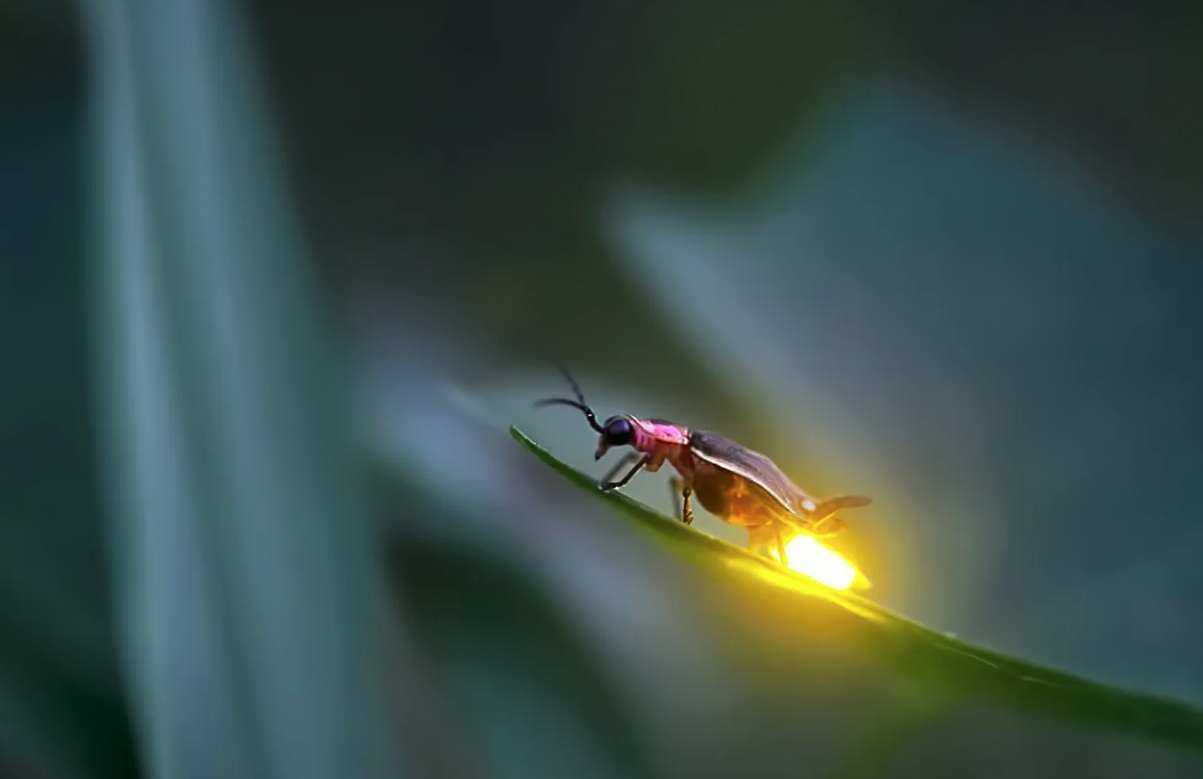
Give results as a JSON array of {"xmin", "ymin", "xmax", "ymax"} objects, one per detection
[
  {"xmin": 85, "ymin": 1, "xmax": 399, "ymax": 777},
  {"xmin": 511, "ymin": 425, "xmax": 1203, "ymax": 758}
]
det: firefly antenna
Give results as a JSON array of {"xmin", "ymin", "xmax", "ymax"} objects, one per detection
[{"xmin": 534, "ymin": 364, "xmax": 604, "ymax": 433}]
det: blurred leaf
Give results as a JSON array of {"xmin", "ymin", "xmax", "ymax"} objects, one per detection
[
  {"xmin": 608, "ymin": 77, "xmax": 1203, "ymax": 702},
  {"xmin": 823, "ymin": 694, "xmax": 952, "ymax": 779},
  {"xmin": 85, "ymin": 1, "xmax": 397, "ymax": 778},
  {"xmin": 0, "ymin": 611, "xmax": 135, "ymax": 779},
  {"xmin": 512, "ymin": 426, "xmax": 1203, "ymax": 758},
  {"xmin": 0, "ymin": 74, "xmax": 137, "ymax": 779},
  {"xmin": 384, "ymin": 539, "xmax": 660, "ymax": 779}
]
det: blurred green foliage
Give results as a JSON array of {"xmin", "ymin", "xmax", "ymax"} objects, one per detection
[{"xmin": 84, "ymin": 1, "xmax": 397, "ymax": 778}]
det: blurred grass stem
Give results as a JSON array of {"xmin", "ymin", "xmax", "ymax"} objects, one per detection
[{"xmin": 83, "ymin": 0, "xmax": 399, "ymax": 777}]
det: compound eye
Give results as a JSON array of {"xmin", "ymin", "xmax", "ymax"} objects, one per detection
[{"xmin": 604, "ymin": 417, "xmax": 633, "ymax": 446}]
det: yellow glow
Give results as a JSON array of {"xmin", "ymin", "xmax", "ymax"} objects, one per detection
[{"xmin": 775, "ymin": 535, "xmax": 860, "ymax": 590}]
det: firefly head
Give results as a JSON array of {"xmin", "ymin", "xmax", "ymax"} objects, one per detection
[
  {"xmin": 534, "ymin": 367, "xmax": 642, "ymax": 461},
  {"xmin": 594, "ymin": 415, "xmax": 635, "ymax": 460}
]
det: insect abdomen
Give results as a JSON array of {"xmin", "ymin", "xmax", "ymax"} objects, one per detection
[{"xmin": 691, "ymin": 462, "xmax": 782, "ymax": 528}]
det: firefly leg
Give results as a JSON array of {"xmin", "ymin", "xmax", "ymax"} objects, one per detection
[
  {"xmin": 746, "ymin": 524, "xmax": 771, "ymax": 556},
  {"xmin": 667, "ymin": 476, "xmax": 695, "ymax": 524},
  {"xmin": 809, "ymin": 515, "xmax": 845, "ymax": 539},
  {"xmin": 599, "ymin": 453, "xmax": 649, "ymax": 491},
  {"xmin": 775, "ymin": 529, "xmax": 789, "ymax": 567},
  {"xmin": 750, "ymin": 526, "xmax": 763, "ymax": 553}
]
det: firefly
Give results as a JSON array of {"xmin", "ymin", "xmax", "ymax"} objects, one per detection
[{"xmin": 535, "ymin": 369, "xmax": 871, "ymax": 574}]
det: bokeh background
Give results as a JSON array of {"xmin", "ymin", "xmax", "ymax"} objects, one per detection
[{"xmin": 3, "ymin": 1, "xmax": 1203, "ymax": 778}]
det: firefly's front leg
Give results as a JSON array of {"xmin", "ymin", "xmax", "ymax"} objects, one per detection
[
  {"xmin": 667, "ymin": 476, "xmax": 695, "ymax": 525},
  {"xmin": 599, "ymin": 453, "xmax": 649, "ymax": 492}
]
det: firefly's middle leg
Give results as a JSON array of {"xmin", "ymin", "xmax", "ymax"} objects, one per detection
[{"xmin": 667, "ymin": 476, "xmax": 695, "ymax": 525}]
